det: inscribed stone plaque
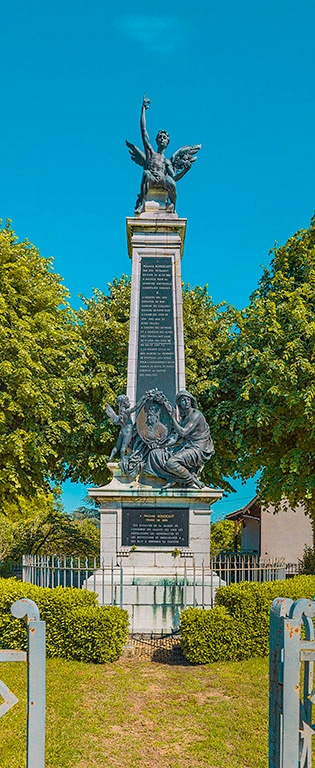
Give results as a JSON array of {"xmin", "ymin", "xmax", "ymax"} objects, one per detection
[
  {"xmin": 122, "ymin": 507, "xmax": 189, "ymax": 547},
  {"xmin": 136, "ymin": 257, "xmax": 176, "ymax": 403}
]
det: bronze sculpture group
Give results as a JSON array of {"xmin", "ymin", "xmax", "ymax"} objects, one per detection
[{"xmin": 107, "ymin": 389, "xmax": 214, "ymax": 489}]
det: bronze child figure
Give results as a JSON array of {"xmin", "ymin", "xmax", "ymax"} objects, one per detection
[{"xmin": 106, "ymin": 395, "xmax": 133, "ymax": 461}]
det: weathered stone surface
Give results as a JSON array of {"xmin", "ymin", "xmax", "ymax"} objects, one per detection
[{"xmin": 126, "ymin": 211, "xmax": 186, "ymax": 408}]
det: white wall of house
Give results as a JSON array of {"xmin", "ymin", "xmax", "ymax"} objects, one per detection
[
  {"xmin": 241, "ymin": 518, "xmax": 260, "ymax": 554},
  {"xmin": 260, "ymin": 502, "xmax": 312, "ymax": 562}
]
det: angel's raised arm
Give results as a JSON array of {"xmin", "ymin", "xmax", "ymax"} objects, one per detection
[{"xmin": 140, "ymin": 95, "xmax": 152, "ymax": 154}]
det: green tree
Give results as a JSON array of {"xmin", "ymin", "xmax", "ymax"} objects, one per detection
[
  {"xmin": 211, "ymin": 216, "xmax": 315, "ymax": 525},
  {"xmin": 67, "ymin": 278, "xmax": 131, "ymax": 486},
  {"xmin": 9, "ymin": 509, "xmax": 99, "ymax": 558},
  {"xmin": 183, "ymin": 285, "xmax": 237, "ymax": 490},
  {"xmin": 0, "ymin": 518, "xmax": 15, "ymax": 561},
  {"xmin": 298, "ymin": 545, "xmax": 315, "ymax": 575},
  {"xmin": 0, "ymin": 488, "xmax": 63, "ymax": 522},
  {"xmin": 210, "ymin": 519, "xmax": 240, "ymax": 554},
  {"xmin": 0, "ymin": 221, "xmax": 84, "ymax": 506},
  {"xmin": 0, "ymin": 489, "xmax": 100, "ymax": 561}
]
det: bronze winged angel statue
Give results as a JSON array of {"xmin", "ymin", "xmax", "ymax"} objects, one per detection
[{"xmin": 126, "ymin": 96, "xmax": 201, "ymax": 213}]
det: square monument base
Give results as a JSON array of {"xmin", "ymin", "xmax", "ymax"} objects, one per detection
[
  {"xmin": 88, "ymin": 464, "xmax": 223, "ymax": 634},
  {"xmin": 85, "ymin": 565, "xmax": 225, "ymax": 634}
]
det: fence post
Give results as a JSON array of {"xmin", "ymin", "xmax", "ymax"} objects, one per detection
[
  {"xmin": 120, "ymin": 563, "xmax": 124, "ymax": 610},
  {"xmin": 201, "ymin": 559, "xmax": 205, "ymax": 609},
  {"xmin": 269, "ymin": 596, "xmax": 315, "ymax": 768},
  {"xmin": 11, "ymin": 598, "xmax": 46, "ymax": 768},
  {"xmin": 183, "ymin": 560, "xmax": 187, "ymax": 610},
  {"xmin": 101, "ymin": 559, "xmax": 105, "ymax": 606},
  {"xmin": 111, "ymin": 558, "xmax": 114, "ymax": 606},
  {"xmin": 22, "ymin": 554, "xmax": 27, "ymax": 583},
  {"xmin": 210, "ymin": 564, "xmax": 213, "ymax": 608}
]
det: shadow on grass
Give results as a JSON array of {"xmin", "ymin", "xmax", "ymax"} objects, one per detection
[
  {"xmin": 151, "ymin": 645, "xmax": 191, "ymax": 665},
  {"xmin": 130, "ymin": 635, "xmax": 191, "ymax": 665}
]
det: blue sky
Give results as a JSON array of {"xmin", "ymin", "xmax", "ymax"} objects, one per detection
[{"xmin": 1, "ymin": 0, "xmax": 314, "ymax": 518}]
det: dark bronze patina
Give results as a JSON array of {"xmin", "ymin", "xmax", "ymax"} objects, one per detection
[
  {"xmin": 107, "ymin": 389, "xmax": 214, "ymax": 489},
  {"xmin": 126, "ymin": 96, "xmax": 201, "ymax": 213}
]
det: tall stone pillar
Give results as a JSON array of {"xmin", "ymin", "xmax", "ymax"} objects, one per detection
[
  {"xmin": 126, "ymin": 210, "xmax": 186, "ymax": 407},
  {"xmin": 87, "ymin": 202, "xmax": 224, "ymax": 632}
]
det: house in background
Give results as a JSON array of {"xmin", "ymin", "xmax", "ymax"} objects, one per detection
[{"xmin": 226, "ymin": 497, "xmax": 313, "ymax": 563}]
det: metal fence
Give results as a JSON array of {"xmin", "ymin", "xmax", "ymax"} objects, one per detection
[
  {"xmin": 18, "ymin": 553, "xmax": 294, "ymax": 604},
  {"xmin": 211, "ymin": 553, "xmax": 296, "ymax": 585},
  {"xmin": 22, "ymin": 554, "xmax": 101, "ymax": 591},
  {"xmin": 285, "ymin": 562, "xmax": 301, "ymax": 578}
]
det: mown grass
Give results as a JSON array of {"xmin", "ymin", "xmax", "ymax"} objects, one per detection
[{"xmin": 0, "ymin": 655, "xmax": 269, "ymax": 768}]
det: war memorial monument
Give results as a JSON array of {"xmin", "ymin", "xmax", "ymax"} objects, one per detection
[{"xmin": 88, "ymin": 97, "xmax": 223, "ymax": 633}]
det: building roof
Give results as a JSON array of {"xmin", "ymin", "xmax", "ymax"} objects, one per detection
[{"xmin": 225, "ymin": 496, "xmax": 261, "ymax": 522}]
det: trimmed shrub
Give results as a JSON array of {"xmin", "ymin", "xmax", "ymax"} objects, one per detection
[
  {"xmin": 180, "ymin": 606, "xmax": 241, "ymax": 664},
  {"xmin": 0, "ymin": 578, "xmax": 129, "ymax": 663},
  {"xmin": 54, "ymin": 606, "xmax": 130, "ymax": 663},
  {"xmin": 180, "ymin": 575, "xmax": 315, "ymax": 664}
]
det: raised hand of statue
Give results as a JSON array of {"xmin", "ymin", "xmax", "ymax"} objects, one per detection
[{"xmin": 143, "ymin": 95, "xmax": 150, "ymax": 110}]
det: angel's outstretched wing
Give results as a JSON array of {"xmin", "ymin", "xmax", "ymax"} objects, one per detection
[
  {"xmin": 126, "ymin": 141, "xmax": 146, "ymax": 167},
  {"xmin": 170, "ymin": 144, "xmax": 202, "ymax": 177},
  {"xmin": 106, "ymin": 404, "xmax": 119, "ymax": 425}
]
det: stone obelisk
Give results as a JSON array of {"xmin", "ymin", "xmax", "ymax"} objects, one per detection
[
  {"xmin": 88, "ymin": 98, "xmax": 223, "ymax": 633},
  {"xmin": 126, "ymin": 207, "xmax": 186, "ymax": 407}
]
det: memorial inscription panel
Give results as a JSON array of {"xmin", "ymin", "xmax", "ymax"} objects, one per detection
[
  {"xmin": 122, "ymin": 506, "xmax": 189, "ymax": 547},
  {"xmin": 136, "ymin": 257, "xmax": 176, "ymax": 403}
]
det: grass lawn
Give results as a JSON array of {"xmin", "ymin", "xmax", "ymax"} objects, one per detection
[{"xmin": 0, "ymin": 655, "xmax": 269, "ymax": 768}]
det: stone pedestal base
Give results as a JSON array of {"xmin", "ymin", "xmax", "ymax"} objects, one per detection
[
  {"xmin": 85, "ymin": 565, "xmax": 225, "ymax": 634},
  {"xmin": 88, "ymin": 464, "xmax": 223, "ymax": 633}
]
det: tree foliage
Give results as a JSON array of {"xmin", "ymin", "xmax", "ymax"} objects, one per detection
[
  {"xmin": 210, "ymin": 216, "xmax": 315, "ymax": 517},
  {"xmin": 210, "ymin": 519, "xmax": 240, "ymax": 554},
  {"xmin": 0, "ymin": 490, "xmax": 99, "ymax": 561},
  {"xmin": 183, "ymin": 285, "xmax": 236, "ymax": 489},
  {"xmin": 298, "ymin": 545, "xmax": 315, "ymax": 575},
  {"xmin": 0, "ymin": 221, "xmax": 84, "ymax": 506},
  {"xmin": 66, "ymin": 278, "xmax": 131, "ymax": 486},
  {"xmin": 8, "ymin": 510, "xmax": 99, "ymax": 558}
]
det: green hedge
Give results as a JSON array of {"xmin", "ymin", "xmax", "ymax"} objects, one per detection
[
  {"xmin": 0, "ymin": 578, "xmax": 129, "ymax": 663},
  {"xmin": 180, "ymin": 575, "xmax": 315, "ymax": 664}
]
